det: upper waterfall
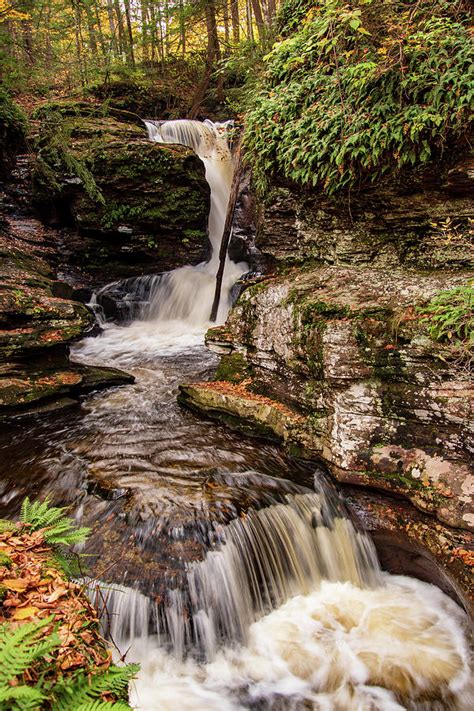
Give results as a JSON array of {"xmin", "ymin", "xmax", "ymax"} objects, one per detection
[{"xmin": 144, "ymin": 119, "xmax": 234, "ymax": 264}]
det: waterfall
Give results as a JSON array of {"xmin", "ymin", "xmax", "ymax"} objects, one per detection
[
  {"xmin": 90, "ymin": 489, "xmax": 382, "ymax": 659},
  {"xmin": 113, "ymin": 118, "xmax": 246, "ymax": 327},
  {"xmin": 87, "ymin": 483, "xmax": 472, "ymax": 710},
  {"xmin": 76, "ymin": 119, "xmax": 248, "ymax": 362},
  {"xmin": 144, "ymin": 119, "xmax": 234, "ymax": 263}
]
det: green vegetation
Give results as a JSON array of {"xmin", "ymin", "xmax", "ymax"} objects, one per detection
[
  {"xmin": 33, "ymin": 108, "xmax": 104, "ymax": 203},
  {"xmin": 245, "ymin": 0, "xmax": 473, "ymax": 194},
  {"xmin": 20, "ymin": 497, "xmax": 90, "ymax": 548},
  {"xmin": 0, "ymin": 89, "xmax": 27, "ymax": 169},
  {"xmin": 0, "ymin": 618, "xmax": 137, "ymax": 710},
  {"xmin": 419, "ymin": 283, "xmax": 474, "ymax": 347},
  {"xmin": 0, "ymin": 500, "xmax": 138, "ymax": 710},
  {"xmin": 215, "ymin": 352, "xmax": 251, "ymax": 383}
]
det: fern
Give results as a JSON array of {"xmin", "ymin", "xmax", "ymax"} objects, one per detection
[
  {"xmin": 20, "ymin": 497, "xmax": 90, "ymax": 547},
  {"xmin": 0, "ymin": 684, "xmax": 45, "ymax": 707},
  {"xmin": 0, "ymin": 616, "xmax": 59, "ymax": 687},
  {"xmin": 72, "ymin": 702, "xmax": 131, "ymax": 711},
  {"xmin": 52, "ymin": 665, "xmax": 139, "ymax": 710}
]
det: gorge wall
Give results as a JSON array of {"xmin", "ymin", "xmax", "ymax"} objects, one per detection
[
  {"xmin": 0, "ymin": 103, "xmax": 211, "ymax": 414},
  {"xmin": 182, "ymin": 153, "xmax": 474, "ymax": 606}
]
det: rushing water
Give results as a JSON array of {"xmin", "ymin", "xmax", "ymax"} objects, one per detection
[{"xmin": 0, "ymin": 120, "xmax": 472, "ymax": 709}]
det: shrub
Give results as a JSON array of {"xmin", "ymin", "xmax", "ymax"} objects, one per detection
[
  {"xmin": 244, "ymin": 0, "xmax": 473, "ymax": 194},
  {"xmin": 419, "ymin": 283, "xmax": 473, "ymax": 346}
]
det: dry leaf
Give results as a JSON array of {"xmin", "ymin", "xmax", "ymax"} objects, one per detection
[
  {"xmin": 2, "ymin": 578, "xmax": 28, "ymax": 592},
  {"xmin": 12, "ymin": 605, "xmax": 39, "ymax": 620}
]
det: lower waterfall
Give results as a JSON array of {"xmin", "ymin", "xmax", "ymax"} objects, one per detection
[{"xmin": 88, "ymin": 482, "xmax": 472, "ymax": 711}]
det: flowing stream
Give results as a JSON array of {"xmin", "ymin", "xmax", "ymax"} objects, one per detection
[{"xmin": 0, "ymin": 120, "xmax": 472, "ymax": 710}]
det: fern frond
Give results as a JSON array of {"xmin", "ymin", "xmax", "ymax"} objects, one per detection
[
  {"xmin": 0, "ymin": 683, "xmax": 45, "ymax": 709},
  {"xmin": 53, "ymin": 665, "xmax": 139, "ymax": 710},
  {"xmin": 20, "ymin": 497, "xmax": 90, "ymax": 547},
  {"xmin": 0, "ymin": 616, "xmax": 59, "ymax": 686},
  {"xmin": 71, "ymin": 701, "xmax": 131, "ymax": 711}
]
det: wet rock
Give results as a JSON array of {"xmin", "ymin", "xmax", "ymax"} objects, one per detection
[
  {"xmin": 31, "ymin": 109, "xmax": 211, "ymax": 280},
  {"xmin": 199, "ymin": 265, "xmax": 473, "ymax": 533},
  {"xmin": 345, "ymin": 489, "xmax": 473, "ymax": 616},
  {"xmin": 0, "ymin": 211, "xmax": 133, "ymax": 414}
]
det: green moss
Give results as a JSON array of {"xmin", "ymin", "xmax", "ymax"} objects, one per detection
[
  {"xmin": 215, "ymin": 353, "xmax": 251, "ymax": 383},
  {"xmin": 0, "ymin": 552, "xmax": 12, "ymax": 568}
]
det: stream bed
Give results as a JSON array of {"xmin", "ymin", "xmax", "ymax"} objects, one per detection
[{"xmin": 1, "ymin": 318, "xmax": 472, "ymax": 710}]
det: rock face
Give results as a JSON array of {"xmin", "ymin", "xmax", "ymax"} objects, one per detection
[
  {"xmin": 32, "ymin": 109, "xmax": 210, "ymax": 282},
  {"xmin": 183, "ymin": 158, "xmax": 473, "ymax": 538},
  {"xmin": 0, "ymin": 209, "xmax": 133, "ymax": 415},
  {"xmin": 256, "ymin": 156, "xmax": 473, "ymax": 270}
]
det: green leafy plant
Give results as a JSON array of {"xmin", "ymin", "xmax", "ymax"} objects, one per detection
[
  {"xmin": 0, "ymin": 615, "xmax": 137, "ymax": 710},
  {"xmin": 20, "ymin": 497, "xmax": 90, "ymax": 548},
  {"xmin": 419, "ymin": 284, "xmax": 473, "ymax": 346},
  {"xmin": 0, "ymin": 499, "xmax": 139, "ymax": 710},
  {"xmin": 244, "ymin": 0, "xmax": 473, "ymax": 194},
  {"xmin": 33, "ymin": 108, "xmax": 104, "ymax": 204}
]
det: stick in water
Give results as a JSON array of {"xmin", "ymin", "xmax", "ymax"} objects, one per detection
[{"xmin": 209, "ymin": 135, "xmax": 243, "ymax": 322}]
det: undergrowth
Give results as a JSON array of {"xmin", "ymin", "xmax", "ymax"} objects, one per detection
[
  {"xmin": 244, "ymin": 0, "xmax": 473, "ymax": 194},
  {"xmin": 418, "ymin": 282, "xmax": 473, "ymax": 369},
  {"xmin": 419, "ymin": 283, "xmax": 473, "ymax": 344},
  {"xmin": 0, "ymin": 499, "xmax": 138, "ymax": 710}
]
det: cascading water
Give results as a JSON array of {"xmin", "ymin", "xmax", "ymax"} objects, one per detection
[
  {"xmin": 2, "ymin": 118, "xmax": 471, "ymax": 710},
  {"xmin": 80, "ymin": 119, "xmax": 247, "ymax": 360},
  {"xmin": 88, "ymin": 483, "xmax": 472, "ymax": 710}
]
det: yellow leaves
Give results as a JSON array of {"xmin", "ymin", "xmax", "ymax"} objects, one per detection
[
  {"xmin": 3, "ymin": 578, "xmax": 28, "ymax": 592},
  {"xmin": 12, "ymin": 605, "xmax": 40, "ymax": 620},
  {"xmin": 0, "ymin": 1, "xmax": 30, "ymax": 22}
]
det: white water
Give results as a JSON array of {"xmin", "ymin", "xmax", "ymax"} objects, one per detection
[
  {"xmin": 88, "ymin": 489, "xmax": 473, "ymax": 710},
  {"xmin": 126, "ymin": 575, "xmax": 471, "ymax": 711},
  {"xmin": 79, "ymin": 119, "xmax": 247, "ymax": 364}
]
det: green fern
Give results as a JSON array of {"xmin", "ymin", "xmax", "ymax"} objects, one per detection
[
  {"xmin": 52, "ymin": 664, "xmax": 139, "ymax": 710},
  {"xmin": 0, "ymin": 616, "xmax": 59, "ymax": 687},
  {"xmin": 0, "ymin": 684, "xmax": 45, "ymax": 709},
  {"xmin": 0, "ymin": 617, "xmax": 137, "ymax": 710},
  {"xmin": 20, "ymin": 498, "xmax": 90, "ymax": 547},
  {"xmin": 72, "ymin": 702, "xmax": 131, "ymax": 711}
]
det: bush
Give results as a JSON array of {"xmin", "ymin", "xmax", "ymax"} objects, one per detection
[{"xmin": 244, "ymin": 0, "xmax": 473, "ymax": 194}]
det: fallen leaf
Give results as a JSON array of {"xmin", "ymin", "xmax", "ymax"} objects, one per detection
[
  {"xmin": 2, "ymin": 578, "xmax": 28, "ymax": 592},
  {"xmin": 12, "ymin": 606, "xmax": 39, "ymax": 620}
]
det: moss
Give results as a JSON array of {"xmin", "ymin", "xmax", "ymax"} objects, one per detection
[
  {"xmin": 215, "ymin": 353, "xmax": 251, "ymax": 383},
  {"xmin": 0, "ymin": 551, "xmax": 12, "ymax": 568}
]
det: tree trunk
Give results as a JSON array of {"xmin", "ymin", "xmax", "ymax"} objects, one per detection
[
  {"xmin": 82, "ymin": 0, "xmax": 99, "ymax": 59},
  {"xmin": 251, "ymin": 0, "xmax": 266, "ymax": 42},
  {"xmin": 123, "ymin": 0, "xmax": 136, "ymax": 66},
  {"xmin": 106, "ymin": 0, "xmax": 119, "ymax": 57},
  {"xmin": 210, "ymin": 136, "xmax": 243, "ymax": 322},
  {"xmin": 230, "ymin": 0, "xmax": 240, "ymax": 43},
  {"xmin": 141, "ymin": 0, "xmax": 149, "ymax": 62},
  {"xmin": 223, "ymin": 0, "xmax": 230, "ymax": 52},
  {"xmin": 179, "ymin": 0, "xmax": 186, "ymax": 56},
  {"xmin": 113, "ymin": 0, "xmax": 126, "ymax": 57},
  {"xmin": 246, "ymin": 0, "xmax": 254, "ymax": 42},
  {"xmin": 189, "ymin": 0, "xmax": 222, "ymax": 117}
]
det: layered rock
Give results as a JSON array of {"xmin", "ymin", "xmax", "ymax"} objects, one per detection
[
  {"xmin": 32, "ymin": 108, "xmax": 210, "ymax": 281},
  {"xmin": 0, "ymin": 211, "xmax": 133, "ymax": 415},
  {"xmin": 182, "ymin": 157, "xmax": 473, "ymax": 544}
]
